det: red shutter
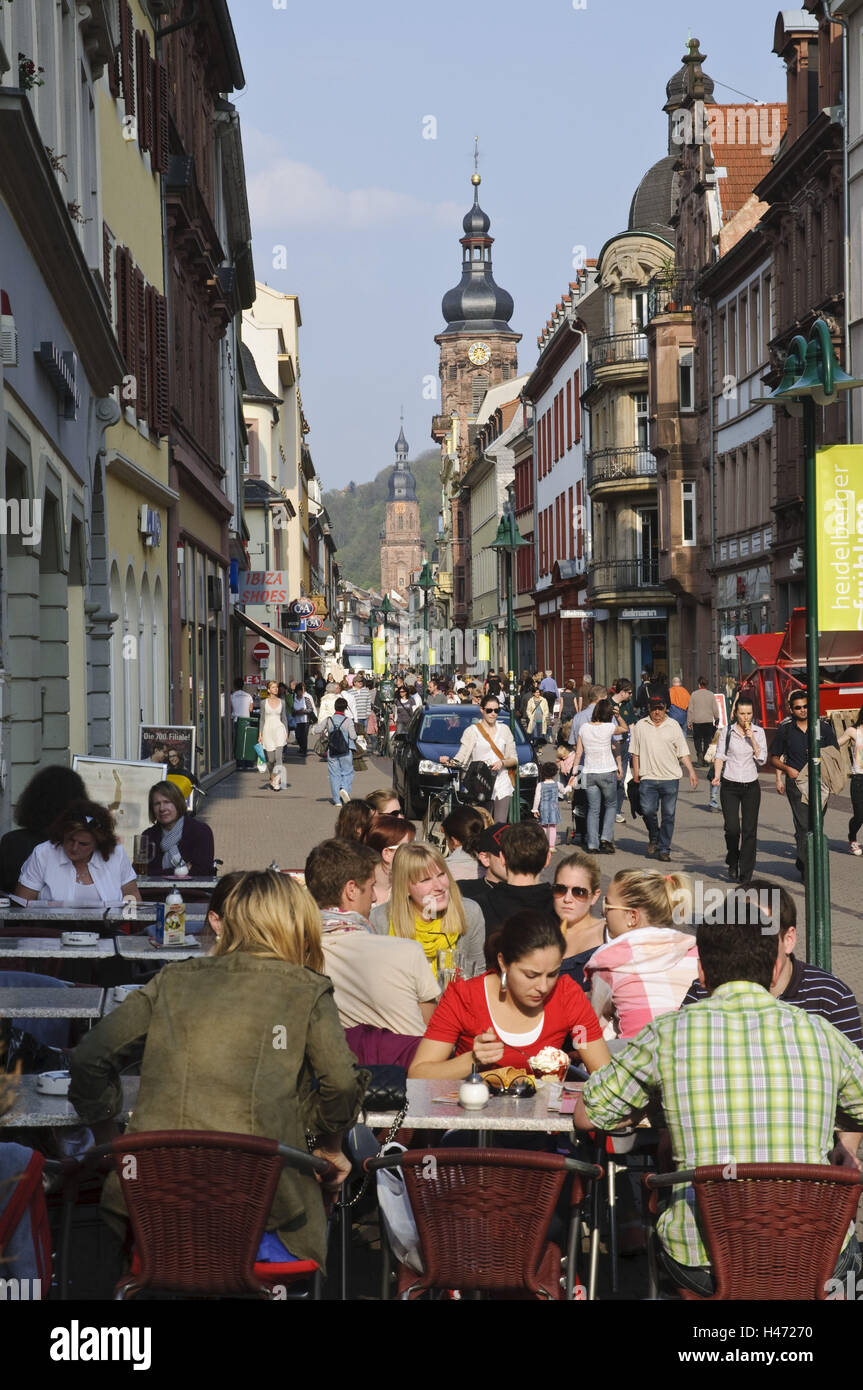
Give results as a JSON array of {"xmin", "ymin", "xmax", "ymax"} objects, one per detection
[
  {"xmin": 120, "ymin": 1, "xmax": 135, "ymax": 118},
  {"xmin": 102, "ymin": 224, "xmax": 113, "ymax": 319},
  {"xmin": 573, "ymin": 370, "xmax": 581, "ymax": 442},
  {"xmin": 135, "ymin": 32, "xmax": 154, "ymax": 151},
  {"xmin": 152, "ymin": 61, "xmax": 170, "ymax": 173},
  {"xmin": 576, "ymin": 482, "xmax": 583, "ymax": 559},
  {"xmin": 133, "ymin": 266, "xmax": 148, "ymax": 421},
  {"xmin": 566, "ymin": 379, "xmax": 572, "ymax": 450},
  {"xmin": 153, "ymin": 291, "xmax": 170, "ymax": 436},
  {"xmin": 114, "ymin": 245, "xmax": 134, "ymax": 374}
]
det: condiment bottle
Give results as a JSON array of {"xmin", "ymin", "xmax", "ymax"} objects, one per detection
[{"xmin": 458, "ymin": 1063, "xmax": 490, "ymax": 1111}]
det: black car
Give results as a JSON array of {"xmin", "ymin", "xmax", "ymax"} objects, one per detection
[{"xmin": 392, "ymin": 705, "xmax": 540, "ymax": 819}]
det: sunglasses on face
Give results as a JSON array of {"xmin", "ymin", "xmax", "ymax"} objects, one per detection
[
  {"xmin": 485, "ymin": 707, "xmax": 500, "ymax": 713},
  {"xmin": 552, "ymin": 884, "xmax": 591, "ymax": 899}
]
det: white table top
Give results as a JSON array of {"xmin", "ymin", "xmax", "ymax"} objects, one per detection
[
  {"xmin": 0, "ymin": 937, "xmax": 116, "ymax": 958},
  {"xmin": 136, "ymin": 879, "xmax": 219, "ymax": 891},
  {"xmin": 0, "ymin": 1074, "xmax": 139, "ymax": 1129},
  {"xmin": 364, "ymin": 1078, "xmax": 582, "ymax": 1132},
  {"xmin": 0, "ymin": 907, "xmax": 111, "ymax": 923},
  {"xmin": 0, "ymin": 986, "xmax": 105, "ymax": 1018},
  {"xmin": 115, "ymin": 935, "xmax": 208, "ymax": 961}
]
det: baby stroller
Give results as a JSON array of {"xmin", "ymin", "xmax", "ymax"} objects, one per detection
[{"xmin": 564, "ymin": 778, "xmax": 589, "ymax": 846}]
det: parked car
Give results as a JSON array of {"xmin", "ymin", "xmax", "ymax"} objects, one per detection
[{"xmin": 392, "ymin": 705, "xmax": 539, "ymax": 820}]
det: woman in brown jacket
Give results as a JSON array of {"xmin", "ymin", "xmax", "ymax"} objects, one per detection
[{"xmin": 70, "ymin": 871, "xmax": 368, "ymax": 1270}]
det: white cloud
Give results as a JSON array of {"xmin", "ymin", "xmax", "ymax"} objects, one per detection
[{"xmin": 247, "ymin": 157, "xmax": 462, "ymax": 232}]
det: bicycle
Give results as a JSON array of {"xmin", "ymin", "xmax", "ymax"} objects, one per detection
[{"xmin": 422, "ymin": 769, "xmax": 472, "ymax": 852}]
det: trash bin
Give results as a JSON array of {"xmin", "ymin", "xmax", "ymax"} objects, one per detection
[{"xmin": 235, "ymin": 716, "xmax": 259, "ymax": 767}]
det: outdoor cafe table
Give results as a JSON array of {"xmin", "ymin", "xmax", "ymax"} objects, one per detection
[
  {"xmin": 0, "ymin": 937, "xmax": 116, "ymax": 959},
  {"xmin": 363, "ymin": 1077, "xmax": 582, "ymax": 1143},
  {"xmin": 0, "ymin": 1074, "xmax": 139, "ymax": 1129},
  {"xmin": 116, "ymin": 934, "xmax": 210, "ymax": 963},
  {"xmin": 0, "ymin": 987, "xmax": 105, "ymax": 1020},
  {"xmin": 0, "ymin": 908, "xmax": 113, "ymax": 926}
]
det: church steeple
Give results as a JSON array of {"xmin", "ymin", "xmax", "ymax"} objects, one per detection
[
  {"xmin": 440, "ymin": 160, "xmax": 515, "ymax": 335},
  {"xmin": 381, "ymin": 415, "xmax": 422, "ymax": 597}
]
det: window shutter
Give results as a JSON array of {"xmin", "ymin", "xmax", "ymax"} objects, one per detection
[
  {"xmin": 153, "ymin": 292, "xmax": 170, "ymax": 437},
  {"xmin": 152, "ymin": 60, "xmax": 170, "ymax": 173},
  {"xmin": 133, "ymin": 266, "xmax": 148, "ymax": 421},
  {"xmin": 102, "ymin": 224, "xmax": 113, "ymax": 319},
  {"xmin": 135, "ymin": 32, "xmax": 152, "ymax": 151},
  {"xmin": 114, "ymin": 246, "xmax": 134, "ymax": 374},
  {"xmin": 107, "ymin": 43, "xmax": 120, "ymax": 99},
  {"xmin": 119, "ymin": 1, "xmax": 135, "ymax": 119}
]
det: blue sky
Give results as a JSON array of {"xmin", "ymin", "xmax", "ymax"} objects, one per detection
[{"xmin": 230, "ymin": 0, "xmax": 785, "ymax": 491}]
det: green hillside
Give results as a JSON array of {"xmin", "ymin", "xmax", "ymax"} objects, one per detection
[{"xmin": 324, "ymin": 449, "xmax": 441, "ymax": 592}]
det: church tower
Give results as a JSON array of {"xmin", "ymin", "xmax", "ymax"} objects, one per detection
[
  {"xmin": 432, "ymin": 158, "xmax": 521, "ymax": 629},
  {"xmin": 380, "ymin": 420, "xmax": 423, "ymax": 598}
]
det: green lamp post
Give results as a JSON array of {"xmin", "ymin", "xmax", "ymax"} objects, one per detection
[
  {"xmin": 752, "ymin": 318, "xmax": 863, "ymax": 969},
  {"xmin": 485, "ymin": 622, "xmax": 495, "ymax": 675},
  {"xmin": 490, "ymin": 509, "xmax": 528, "ymax": 823},
  {"xmin": 416, "ymin": 561, "xmax": 435, "ymax": 701}
]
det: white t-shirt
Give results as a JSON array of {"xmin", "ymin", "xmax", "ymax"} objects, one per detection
[
  {"xmin": 19, "ymin": 840, "xmax": 136, "ymax": 905},
  {"xmin": 579, "ymin": 721, "xmax": 618, "ymax": 774},
  {"xmin": 230, "ymin": 690, "xmax": 254, "ymax": 721}
]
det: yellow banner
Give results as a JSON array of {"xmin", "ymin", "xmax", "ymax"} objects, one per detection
[
  {"xmin": 816, "ymin": 445, "xmax": 863, "ymax": 631},
  {"xmin": 372, "ymin": 637, "xmax": 386, "ymax": 674},
  {"xmin": 477, "ymin": 634, "xmax": 490, "ymax": 662}
]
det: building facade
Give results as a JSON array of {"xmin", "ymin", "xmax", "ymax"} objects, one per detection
[{"xmin": 0, "ymin": 6, "xmax": 125, "ymax": 828}]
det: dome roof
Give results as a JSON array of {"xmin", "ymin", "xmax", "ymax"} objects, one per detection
[
  {"xmin": 628, "ymin": 153, "xmax": 677, "ymax": 236},
  {"xmin": 463, "ymin": 200, "xmax": 491, "ymax": 237},
  {"xmin": 388, "ymin": 461, "xmax": 417, "ymax": 503}
]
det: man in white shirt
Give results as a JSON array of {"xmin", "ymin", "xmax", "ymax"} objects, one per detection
[
  {"xmin": 304, "ymin": 840, "xmax": 439, "ymax": 1043},
  {"xmin": 630, "ymin": 696, "xmax": 698, "ymax": 862}
]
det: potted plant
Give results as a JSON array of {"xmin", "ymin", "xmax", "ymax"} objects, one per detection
[{"xmin": 657, "ymin": 256, "xmax": 677, "ymax": 311}]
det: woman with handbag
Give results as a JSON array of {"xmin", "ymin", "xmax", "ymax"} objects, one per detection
[
  {"xmin": 291, "ymin": 682, "xmax": 316, "ymax": 759},
  {"xmin": 258, "ymin": 680, "xmax": 289, "ymax": 792},
  {"xmin": 711, "ymin": 694, "xmax": 767, "ymax": 882},
  {"xmin": 69, "ymin": 871, "xmax": 368, "ymax": 1273},
  {"xmin": 525, "ymin": 688, "xmax": 550, "ymax": 748},
  {"xmin": 439, "ymin": 693, "xmax": 518, "ymax": 822}
]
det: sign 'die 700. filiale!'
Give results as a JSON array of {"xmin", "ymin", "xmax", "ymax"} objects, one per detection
[{"xmin": 238, "ymin": 572, "xmax": 287, "ymax": 604}]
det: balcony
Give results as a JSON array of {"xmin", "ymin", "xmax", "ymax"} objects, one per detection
[
  {"xmin": 646, "ymin": 272, "xmax": 697, "ymax": 322},
  {"xmin": 588, "ymin": 558, "xmax": 671, "ymax": 604},
  {"xmin": 584, "ymin": 332, "xmax": 648, "ymax": 392},
  {"xmin": 586, "ymin": 446, "xmax": 656, "ymax": 495}
]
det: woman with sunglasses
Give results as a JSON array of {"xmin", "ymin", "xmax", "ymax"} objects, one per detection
[
  {"xmin": 552, "ymin": 851, "xmax": 603, "ymax": 988},
  {"xmin": 439, "ymin": 692, "xmax": 519, "ymax": 823},
  {"xmin": 583, "ymin": 868, "xmax": 698, "ymax": 1040},
  {"xmin": 408, "ymin": 911, "xmax": 609, "ymax": 1080}
]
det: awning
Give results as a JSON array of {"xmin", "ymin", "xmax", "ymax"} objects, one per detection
[{"xmin": 236, "ymin": 609, "xmax": 299, "ymax": 653}]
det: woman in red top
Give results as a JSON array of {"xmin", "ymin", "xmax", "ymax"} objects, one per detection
[{"xmin": 409, "ymin": 912, "xmax": 610, "ymax": 1079}]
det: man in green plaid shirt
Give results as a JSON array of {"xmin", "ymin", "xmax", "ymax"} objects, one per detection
[{"xmin": 575, "ymin": 905, "xmax": 863, "ymax": 1294}]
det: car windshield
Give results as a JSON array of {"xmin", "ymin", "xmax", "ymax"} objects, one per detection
[{"xmin": 417, "ymin": 708, "xmax": 529, "ymax": 747}]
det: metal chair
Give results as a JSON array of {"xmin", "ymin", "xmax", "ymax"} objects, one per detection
[
  {"xmin": 644, "ymin": 1163, "xmax": 863, "ymax": 1300},
  {"xmin": 83, "ymin": 1130, "xmax": 332, "ymax": 1299},
  {"xmin": 367, "ymin": 1147, "xmax": 602, "ymax": 1300}
]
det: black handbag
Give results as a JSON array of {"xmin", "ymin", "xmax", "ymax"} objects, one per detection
[
  {"xmin": 463, "ymin": 760, "xmax": 496, "ymax": 804},
  {"xmin": 363, "ymin": 1064, "xmax": 407, "ymax": 1112}
]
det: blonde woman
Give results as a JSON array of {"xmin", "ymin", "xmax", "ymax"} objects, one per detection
[
  {"xmin": 583, "ymin": 869, "xmax": 698, "ymax": 1040},
  {"xmin": 70, "ymin": 870, "xmax": 367, "ymax": 1273},
  {"xmin": 369, "ymin": 842, "xmax": 485, "ymax": 979}
]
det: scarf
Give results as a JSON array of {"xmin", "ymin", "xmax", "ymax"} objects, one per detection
[{"xmin": 160, "ymin": 816, "xmax": 185, "ymax": 870}]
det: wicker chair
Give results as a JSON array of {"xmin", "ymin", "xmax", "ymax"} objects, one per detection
[
  {"xmin": 644, "ymin": 1163, "xmax": 863, "ymax": 1300},
  {"xmin": 84, "ymin": 1130, "xmax": 332, "ymax": 1300},
  {"xmin": 367, "ymin": 1148, "xmax": 602, "ymax": 1300}
]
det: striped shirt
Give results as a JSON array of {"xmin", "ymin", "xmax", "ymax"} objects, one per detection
[
  {"xmin": 352, "ymin": 688, "xmax": 372, "ymax": 720},
  {"xmin": 681, "ymin": 957, "xmax": 863, "ymax": 1050},
  {"xmin": 582, "ymin": 981, "xmax": 863, "ymax": 1267}
]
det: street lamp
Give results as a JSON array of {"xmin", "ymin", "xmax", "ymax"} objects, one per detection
[
  {"xmin": 416, "ymin": 561, "xmax": 435, "ymax": 700},
  {"xmin": 752, "ymin": 318, "xmax": 863, "ymax": 969},
  {"xmin": 485, "ymin": 622, "xmax": 494, "ymax": 677},
  {"xmin": 490, "ymin": 509, "xmax": 528, "ymax": 823},
  {"xmin": 374, "ymin": 593, "xmax": 393, "ymax": 683}
]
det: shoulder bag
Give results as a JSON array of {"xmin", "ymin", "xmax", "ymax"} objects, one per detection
[{"xmin": 475, "ymin": 720, "xmax": 516, "ymax": 787}]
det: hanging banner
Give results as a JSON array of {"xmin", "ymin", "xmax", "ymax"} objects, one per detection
[
  {"xmin": 816, "ymin": 445, "xmax": 863, "ymax": 631},
  {"xmin": 477, "ymin": 634, "xmax": 490, "ymax": 663},
  {"xmin": 372, "ymin": 637, "xmax": 386, "ymax": 674}
]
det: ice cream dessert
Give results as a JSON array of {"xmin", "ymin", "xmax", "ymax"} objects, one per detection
[{"xmin": 528, "ymin": 1046, "xmax": 569, "ymax": 1083}]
